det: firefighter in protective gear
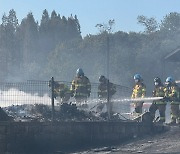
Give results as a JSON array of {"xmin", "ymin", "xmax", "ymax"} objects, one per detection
[
  {"xmin": 71, "ymin": 68, "xmax": 91, "ymax": 104},
  {"xmin": 52, "ymin": 82, "xmax": 71, "ymax": 104},
  {"xmin": 131, "ymin": 74, "xmax": 146, "ymax": 115},
  {"xmin": 164, "ymin": 76, "xmax": 180, "ymax": 124},
  {"xmin": 97, "ymin": 75, "xmax": 116, "ymax": 113},
  {"xmin": 149, "ymin": 77, "xmax": 166, "ymax": 123}
]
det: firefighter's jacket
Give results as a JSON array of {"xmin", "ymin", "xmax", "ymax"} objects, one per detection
[
  {"xmin": 98, "ymin": 81, "xmax": 116, "ymax": 99},
  {"xmin": 152, "ymin": 84, "xmax": 166, "ymax": 105},
  {"xmin": 131, "ymin": 82, "xmax": 146, "ymax": 99},
  {"xmin": 71, "ymin": 76, "xmax": 91, "ymax": 97},
  {"xmin": 54, "ymin": 84, "xmax": 71, "ymax": 98},
  {"xmin": 164, "ymin": 83, "xmax": 180, "ymax": 105}
]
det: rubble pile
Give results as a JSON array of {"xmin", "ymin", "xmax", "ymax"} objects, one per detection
[
  {"xmin": 0, "ymin": 107, "xmax": 13, "ymax": 121},
  {"xmin": 3, "ymin": 104, "xmax": 51, "ymax": 122},
  {"xmin": 3, "ymin": 103, "xmax": 124, "ymax": 122}
]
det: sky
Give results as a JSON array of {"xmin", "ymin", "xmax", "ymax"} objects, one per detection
[{"xmin": 0, "ymin": 0, "xmax": 180, "ymax": 37}]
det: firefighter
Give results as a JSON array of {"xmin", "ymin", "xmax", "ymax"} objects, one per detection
[
  {"xmin": 131, "ymin": 74, "xmax": 146, "ymax": 115},
  {"xmin": 52, "ymin": 82, "xmax": 71, "ymax": 104},
  {"xmin": 58, "ymin": 83, "xmax": 72, "ymax": 104},
  {"xmin": 97, "ymin": 75, "xmax": 116, "ymax": 113},
  {"xmin": 164, "ymin": 76, "xmax": 180, "ymax": 124},
  {"xmin": 149, "ymin": 77, "xmax": 166, "ymax": 123},
  {"xmin": 71, "ymin": 68, "xmax": 91, "ymax": 105}
]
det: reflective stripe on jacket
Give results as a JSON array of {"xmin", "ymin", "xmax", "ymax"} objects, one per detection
[
  {"xmin": 71, "ymin": 76, "xmax": 91, "ymax": 97},
  {"xmin": 54, "ymin": 84, "xmax": 71, "ymax": 98},
  {"xmin": 153, "ymin": 85, "xmax": 166, "ymax": 105},
  {"xmin": 131, "ymin": 82, "xmax": 146, "ymax": 98},
  {"xmin": 164, "ymin": 84, "xmax": 180, "ymax": 104}
]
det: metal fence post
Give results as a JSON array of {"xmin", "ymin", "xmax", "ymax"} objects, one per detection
[
  {"xmin": 107, "ymin": 79, "xmax": 111, "ymax": 120},
  {"xmin": 51, "ymin": 77, "xmax": 55, "ymax": 122},
  {"xmin": 106, "ymin": 34, "xmax": 111, "ymax": 121}
]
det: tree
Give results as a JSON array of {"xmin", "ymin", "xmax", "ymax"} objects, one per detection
[
  {"xmin": 74, "ymin": 15, "xmax": 81, "ymax": 34},
  {"xmin": 0, "ymin": 10, "xmax": 19, "ymax": 80},
  {"xmin": 66, "ymin": 15, "xmax": 82, "ymax": 40},
  {"xmin": 39, "ymin": 9, "xmax": 51, "ymax": 62},
  {"xmin": 7, "ymin": 9, "xmax": 18, "ymax": 31},
  {"xmin": 49, "ymin": 10, "xmax": 62, "ymax": 44},
  {"xmin": 41, "ymin": 9, "xmax": 49, "ymax": 24},
  {"xmin": 137, "ymin": 15, "xmax": 158, "ymax": 34},
  {"xmin": 16, "ymin": 12, "xmax": 39, "ymax": 77},
  {"xmin": 96, "ymin": 19, "xmax": 115, "ymax": 34},
  {"xmin": 160, "ymin": 12, "xmax": 180, "ymax": 32}
]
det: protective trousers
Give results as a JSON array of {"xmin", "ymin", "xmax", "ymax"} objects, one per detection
[
  {"xmin": 170, "ymin": 104, "xmax": 180, "ymax": 123},
  {"xmin": 149, "ymin": 103, "xmax": 166, "ymax": 122},
  {"xmin": 61, "ymin": 93, "xmax": 71, "ymax": 104},
  {"xmin": 134, "ymin": 102, "xmax": 143, "ymax": 114}
]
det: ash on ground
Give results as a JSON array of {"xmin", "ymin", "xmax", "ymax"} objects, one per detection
[{"xmin": 3, "ymin": 103, "xmax": 124, "ymax": 122}]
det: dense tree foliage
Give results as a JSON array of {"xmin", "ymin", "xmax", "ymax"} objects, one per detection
[
  {"xmin": 0, "ymin": 10, "xmax": 180, "ymax": 94},
  {"xmin": 0, "ymin": 9, "xmax": 82, "ymax": 81}
]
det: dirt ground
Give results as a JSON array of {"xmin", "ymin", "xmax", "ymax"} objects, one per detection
[{"xmin": 73, "ymin": 125, "xmax": 180, "ymax": 154}]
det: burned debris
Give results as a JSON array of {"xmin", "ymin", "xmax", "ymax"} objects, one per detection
[{"xmin": 3, "ymin": 103, "xmax": 124, "ymax": 122}]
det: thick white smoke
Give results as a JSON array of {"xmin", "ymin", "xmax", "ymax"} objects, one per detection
[{"xmin": 0, "ymin": 88, "xmax": 59, "ymax": 107}]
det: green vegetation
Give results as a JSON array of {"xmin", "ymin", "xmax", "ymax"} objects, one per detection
[{"xmin": 0, "ymin": 10, "xmax": 180, "ymax": 93}]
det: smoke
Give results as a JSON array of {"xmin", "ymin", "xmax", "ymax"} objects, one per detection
[
  {"xmin": 0, "ymin": 88, "xmax": 171, "ymax": 122},
  {"xmin": 0, "ymin": 88, "xmax": 59, "ymax": 107}
]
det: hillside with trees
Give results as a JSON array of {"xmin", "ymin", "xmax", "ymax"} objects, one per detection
[{"xmin": 0, "ymin": 9, "xmax": 180, "ymax": 93}]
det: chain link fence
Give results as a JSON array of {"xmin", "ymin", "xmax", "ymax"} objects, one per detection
[
  {"xmin": 0, "ymin": 81, "xmax": 51, "ymax": 107},
  {"xmin": 0, "ymin": 78, "xmax": 131, "ymax": 121}
]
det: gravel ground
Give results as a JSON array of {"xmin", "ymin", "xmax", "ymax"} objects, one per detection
[{"xmin": 73, "ymin": 125, "xmax": 180, "ymax": 154}]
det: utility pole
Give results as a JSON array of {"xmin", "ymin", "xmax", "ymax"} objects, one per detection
[
  {"xmin": 51, "ymin": 77, "xmax": 55, "ymax": 122},
  {"xmin": 106, "ymin": 34, "xmax": 111, "ymax": 120},
  {"xmin": 96, "ymin": 19, "xmax": 115, "ymax": 120}
]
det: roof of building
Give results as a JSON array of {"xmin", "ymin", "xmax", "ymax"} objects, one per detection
[{"xmin": 164, "ymin": 46, "xmax": 180, "ymax": 62}]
